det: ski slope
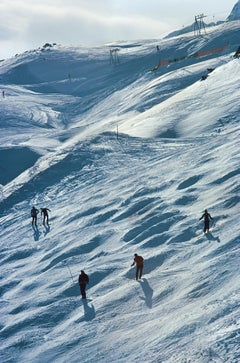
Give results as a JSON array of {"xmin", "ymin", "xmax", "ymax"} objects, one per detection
[{"xmin": 0, "ymin": 20, "xmax": 240, "ymax": 363}]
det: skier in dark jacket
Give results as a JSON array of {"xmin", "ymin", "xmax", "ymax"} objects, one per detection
[
  {"xmin": 31, "ymin": 206, "xmax": 39, "ymax": 226},
  {"xmin": 131, "ymin": 253, "xmax": 144, "ymax": 281},
  {"xmin": 41, "ymin": 207, "xmax": 50, "ymax": 225},
  {"xmin": 199, "ymin": 209, "xmax": 213, "ymax": 233},
  {"xmin": 78, "ymin": 270, "xmax": 89, "ymax": 299}
]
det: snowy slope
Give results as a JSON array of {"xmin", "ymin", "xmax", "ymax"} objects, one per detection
[
  {"xmin": 227, "ymin": 0, "xmax": 240, "ymax": 21},
  {"xmin": 0, "ymin": 20, "xmax": 240, "ymax": 363}
]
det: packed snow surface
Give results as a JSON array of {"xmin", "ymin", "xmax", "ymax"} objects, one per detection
[{"xmin": 0, "ymin": 20, "xmax": 240, "ymax": 363}]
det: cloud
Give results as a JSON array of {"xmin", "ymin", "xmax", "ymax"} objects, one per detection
[
  {"xmin": 0, "ymin": 0, "xmax": 171, "ymax": 57},
  {"xmin": 0, "ymin": 0, "xmax": 234, "ymax": 59},
  {"xmin": 24, "ymin": 12, "xmax": 168, "ymax": 44}
]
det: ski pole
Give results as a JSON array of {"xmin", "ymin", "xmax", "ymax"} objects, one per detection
[{"xmin": 66, "ymin": 263, "xmax": 74, "ymax": 285}]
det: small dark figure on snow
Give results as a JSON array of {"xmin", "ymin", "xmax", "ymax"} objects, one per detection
[
  {"xmin": 199, "ymin": 209, "xmax": 213, "ymax": 233},
  {"xmin": 78, "ymin": 270, "xmax": 89, "ymax": 299},
  {"xmin": 233, "ymin": 46, "xmax": 240, "ymax": 59},
  {"xmin": 131, "ymin": 253, "xmax": 144, "ymax": 281},
  {"xmin": 31, "ymin": 206, "xmax": 39, "ymax": 226},
  {"xmin": 41, "ymin": 207, "xmax": 50, "ymax": 225}
]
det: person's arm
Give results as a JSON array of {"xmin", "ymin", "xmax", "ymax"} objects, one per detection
[{"xmin": 199, "ymin": 214, "xmax": 204, "ymax": 220}]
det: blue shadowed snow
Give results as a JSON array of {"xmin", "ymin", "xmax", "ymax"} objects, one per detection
[
  {"xmin": 0, "ymin": 147, "xmax": 40, "ymax": 185},
  {"xmin": 0, "ymin": 20, "xmax": 240, "ymax": 363}
]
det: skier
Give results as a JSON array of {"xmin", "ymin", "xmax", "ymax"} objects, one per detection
[
  {"xmin": 233, "ymin": 46, "xmax": 240, "ymax": 58},
  {"xmin": 78, "ymin": 270, "xmax": 89, "ymax": 299},
  {"xmin": 41, "ymin": 207, "xmax": 50, "ymax": 225},
  {"xmin": 131, "ymin": 253, "xmax": 144, "ymax": 281},
  {"xmin": 199, "ymin": 209, "xmax": 213, "ymax": 233},
  {"xmin": 31, "ymin": 206, "xmax": 39, "ymax": 226}
]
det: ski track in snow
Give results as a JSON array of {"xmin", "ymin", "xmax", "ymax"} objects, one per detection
[{"xmin": 0, "ymin": 20, "xmax": 240, "ymax": 363}]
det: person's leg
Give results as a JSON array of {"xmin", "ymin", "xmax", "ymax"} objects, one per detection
[
  {"xmin": 136, "ymin": 266, "xmax": 140, "ymax": 280},
  {"xmin": 80, "ymin": 284, "xmax": 83, "ymax": 297},
  {"xmin": 204, "ymin": 222, "xmax": 207, "ymax": 233},
  {"xmin": 139, "ymin": 266, "xmax": 143, "ymax": 279},
  {"xmin": 205, "ymin": 221, "xmax": 209, "ymax": 233},
  {"xmin": 80, "ymin": 284, "xmax": 86, "ymax": 298}
]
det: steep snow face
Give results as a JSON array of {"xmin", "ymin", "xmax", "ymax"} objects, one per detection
[
  {"xmin": 120, "ymin": 60, "xmax": 240, "ymax": 138},
  {"xmin": 227, "ymin": 0, "xmax": 240, "ymax": 20},
  {"xmin": 0, "ymin": 21, "xmax": 240, "ymax": 363}
]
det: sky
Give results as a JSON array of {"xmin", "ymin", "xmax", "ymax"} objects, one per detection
[{"xmin": 0, "ymin": 0, "xmax": 237, "ymax": 59}]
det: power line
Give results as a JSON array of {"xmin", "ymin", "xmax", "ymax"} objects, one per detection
[{"xmin": 194, "ymin": 14, "xmax": 207, "ymax": 36}]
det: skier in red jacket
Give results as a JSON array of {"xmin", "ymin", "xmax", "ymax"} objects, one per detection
[{"xmin": 131, "ymin": 253, "xmax": 144, "ymax": 281}]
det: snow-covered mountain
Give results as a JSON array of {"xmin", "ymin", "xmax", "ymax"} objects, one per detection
[
  {"xmin": 166, "ymin": 0, "xmax": 240, "ymax": 39},
  {"xmin": 0, "ymin": 19, "xmax": 240, "ymax": 363},
  {"xmin": 227, "ymin": 0, "xmax": 240, "ymax": 21}
]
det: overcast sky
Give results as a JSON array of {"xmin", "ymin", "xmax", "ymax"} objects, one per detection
[{"xmin": 0, "ymin": 0, "xmax": 237, "ymax": 59}]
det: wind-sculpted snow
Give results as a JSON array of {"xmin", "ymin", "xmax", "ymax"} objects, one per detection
[{"xmin": 0, "ymin": 21, "xmax": 240, "ymax": 363}]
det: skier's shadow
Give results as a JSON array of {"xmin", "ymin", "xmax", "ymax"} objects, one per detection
[
  {"xmin": 205, "ymin": 232, "xmax": 220, "ymax": 243},
  {"xmin": 43, "ymin": 224, "xmax": 50, "ymax": 236},
  {"xmin": 32, "ymin": 226, "xmax": 40, "ymax": 241},
  {"xmin": 82, "ymin": 299, "xmax": 95, "ymax": 321},
  {"xmin": 139, "ymin": 278, "xmax": 153, "ymax": 308}
]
